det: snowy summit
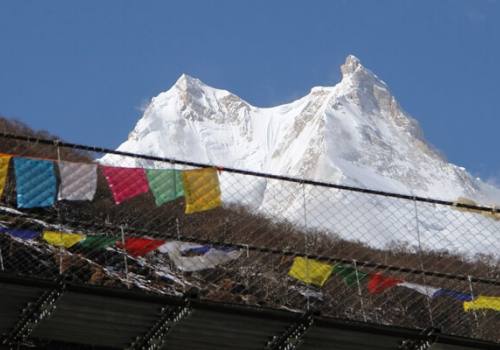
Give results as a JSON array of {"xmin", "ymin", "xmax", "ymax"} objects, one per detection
[
  {"xmin": 104, "ymin": 55, "xmax": 500, "ymax": 205},
  {"xmin": 100, "ymin": 55, "xmax": 500, "ymax": 255}
]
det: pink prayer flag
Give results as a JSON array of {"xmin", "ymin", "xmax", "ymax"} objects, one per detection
[{"xmin": 102, "ymin": 166, "xmax": 149, "ymax": 205}]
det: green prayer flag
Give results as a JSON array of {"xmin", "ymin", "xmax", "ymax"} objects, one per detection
[
  {"xmin": 332, "ymin": 264, "xmax": 367, "ymax": 286},
  {"xmin": 78, "ymin": 236, "xmax": 118, "ymax": 250},
  {"xmin": 146, "ymin": 169, "xmax": 185, "ymax": 206}
]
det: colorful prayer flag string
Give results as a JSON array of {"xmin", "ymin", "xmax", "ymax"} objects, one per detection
[
  {"xmin": 288, "ymin": 257, "xmax": 333, "ymax": 287},
  {"xmin": 43, "ymin": 231, "xmax": 86, "ymax": 248},
  {"xmin": 0, "ymin": 155, "xmax": 12, "ymax": 198},
  {"xmin": 182, "ymin": 168, "xmax": 222, "ymax": 214},
  {"xmin": 102, "ymin": 166, "xmax": 149, "ymax": 205},
  {"xmin": 146, "ymin": 168, "xmax": 184, "ymax": 206},
  {"xmin": 58, "ymin": 161, "xmax": 97, "ymax": 201},
  {"xmin": 14, "ymin": 158, "xmax": 57, "ymax": 208}
]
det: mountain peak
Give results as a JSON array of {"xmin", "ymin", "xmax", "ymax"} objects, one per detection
[
  {"xmin": 108, "ymin": 55, "xmax": 500, "ymax": 205},
  {"xmin": 340, "ymin": 54, "xmax": 383, "ymax": 87},
  {"xmin": 341, "ymin": 54, "xmax": 362, "ymax": 75},
  {"xmin": 174, "ymin": 73, "xmax": 206, "ymax": 90}
]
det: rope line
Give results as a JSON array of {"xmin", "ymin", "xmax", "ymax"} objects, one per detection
[
  {"xmin": 1, "ymin": 131, "xmax": 498, "ymax": 214},
  {"xmin": 2, "ymin": 209, "xmax": 499, "ymax": 287}
]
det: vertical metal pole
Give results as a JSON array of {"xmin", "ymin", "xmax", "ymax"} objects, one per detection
[
  {"xmin": 172, "ymin": 161, "xmax": 177, "ymax": 200},
  {"xmin": 120, "ymin": 225, "xmax": 130, "ymax": 288},
  {"xmin": 56, "ymin": 142, "xmax": 63, "ymax": 276},
  {"xmin": 467, "ymin": 275, "xmax": 479, "ymax": 328},
  {"xmin": 176, "ymin": 218, "xmax": 181, "ymax": 240},
  {"xmin": 59, "ymin": 247, "xmax": 63, "ymax": 275},
  {"xmin": 0, "ymin": 248, "xmax": 4, "ymax": 271},
  {"xmin": 302, "ymin": 183, "xmax": 310, "ymax": 310},
  {"xmin": 413, "ymin": 197, "xmax": 434, "ymax": 326},
  {"xmin": 353, "ymin": 259, "xmax": 367, "ymax": 322}
]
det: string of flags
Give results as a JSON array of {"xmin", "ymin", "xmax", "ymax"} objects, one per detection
[
  {"xmin": 0, "ymin": 154, "xmax": 499, "ymax": 315},
  {"xmin": 287, "ymin": 256, "xmax": 500, "ymax": 313},
  {"xmin": 0, "ymin": 224, "xmax": 499, "ymax": 314},
  {"xmin": 0, "ymin": 225, "xmax": 239, "ymax": 271},
  {"xmin": 0, "ymin": 154, "xmax": 222, "ymax": 214}
]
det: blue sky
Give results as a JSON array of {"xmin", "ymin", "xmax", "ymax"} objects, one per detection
[{"xmin": 1, "ymin": 0, "xmax": 499, "ymax": 182}]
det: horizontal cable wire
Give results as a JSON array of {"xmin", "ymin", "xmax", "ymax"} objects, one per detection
[
  {"xmin": 0, "ymin": 131, "xmax": 498, "ymax": 214},
  {"xmin": 1, "ymin": 208, "xmax": 499, "ymax": 287}
]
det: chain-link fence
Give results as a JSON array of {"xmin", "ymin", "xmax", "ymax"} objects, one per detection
[{"xmin": 0, "ymin": 132, "xmax": 498, "ymax": 343}]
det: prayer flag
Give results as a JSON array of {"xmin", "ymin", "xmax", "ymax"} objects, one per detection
[
  {"xmin": 181, "ymin": 245, "xmax": 212, "ymax": 256},
  {"xmin": 58, "ymin": 161, "xmax": 97, "ymax": 201},
  {"xmin": 158, "ymin": 241, "xmax": 241, "ymax": 272},
  {"xmin": 432, "ymin": 289, "xmax": 472, "ymax": 302},
  {"xmin": 43, "ymin": 231, "xmax": 85, "ymax": 248},
  {"xmin": 0, "ymin": 227, "xmax": 39, "ymax": 240},
  {"xmin": 397, "ymin": 282, "xmax": 440, "ymax": 298},
  {"xmin": 14, "ymin": 158, "xmax": 56, "ymax": 208},
  {"xmin": 332, "ymin": 264, "xmax": 368, "ymax": 286},
  {"xmin": 102, "ymin": 166, "xmax": 149, "ymax": 205},
  {"xmin": 145, "ymin": 169, "xmax": 184, "ymax": 206},
  {"xmin": 116, "ymin": 237, "xmax": 165, "ymax": 257},
  {"xmin": 367, "ymin": 273, "xmax": 402, "ymax": 294},
  {"xmin": 0, "ymin": 155, "xmax": 11, "ymax": 198},
  {"xmin": 78, "ymin": 235, "xmax": 118, "ymax": 250},
  {"xmin": 288, "ymin": 257, "xmax": 333, "ymax": 287},
  {"xmin": 182, "ymin": 168, "xmax": 222, "ymax": 214},
  {"xmin": 463, "ymin": 296, "xmax": 500, "ymax": 312}
]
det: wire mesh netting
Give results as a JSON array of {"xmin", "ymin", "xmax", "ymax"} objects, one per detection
[{"xmin": 0, "ymin": 132, "xmax": 498, "ymax": 343}]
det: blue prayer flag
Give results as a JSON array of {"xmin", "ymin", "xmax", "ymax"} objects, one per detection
[
  {"xmin": 0, "ymin": 227, "xmax": 39, "ymax": 240},
  {"xmin": 432, "ymin": 289, "xmax": 473, "ymax": 302},
  {"xmin": 181, "ymin": 245, "xmax": 211, "ymax": 256},
  {"xmin": 181, "ymin": 244, "xmax": 237, "ymax": 256},
  {"xmin": 14, "ymin": 158, "xmax": 56, "ymax": 208}
]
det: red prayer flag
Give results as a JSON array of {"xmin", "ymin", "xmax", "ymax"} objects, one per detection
[
  {"xmin": 116, "ymin": 237, "xmax": 165, "ymax": 257},
  {"xmin": 102, "ymin": 166, "xmax": 149, "ymax": 205},
  {"xmin": 367, "ymin": 272, "xmax": 402, "ymax": 294}
]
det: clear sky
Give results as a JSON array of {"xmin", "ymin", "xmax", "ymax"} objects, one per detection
[{"xmin": 1, "ymin": 0, "xmax": 499, "ymax": 183}]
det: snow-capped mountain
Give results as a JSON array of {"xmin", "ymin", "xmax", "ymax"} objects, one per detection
[
  {"xmin": 105, "ymin": 55, "xmax": 499, "ymax": 203},
  {"xmin": 102, "ymin": 55, "xmax": 500, "ymax": 255}
]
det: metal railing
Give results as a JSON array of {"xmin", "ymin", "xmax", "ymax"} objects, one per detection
[{"xmin": 0, "ymin": 132, "xmax": 498, "ymax": 343}]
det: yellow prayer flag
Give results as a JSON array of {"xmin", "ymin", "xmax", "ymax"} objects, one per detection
[
  {"xmin": 288, "ymin": 256, "xmax": 333, "ymax": 287},
  {"xmin": 464, "ymin": 296, "xmax": 500, "ymax": 312},
  {"xmin": 43, "ymin": 231, "xmax": 85, "ymax": 248},
  {"xmin": 0, "ymin": 155, "xmax": 12, "ymax": 198},
  {"xmin": 182, "ymin": 168, "xmax": 222, "ymax": 214}
]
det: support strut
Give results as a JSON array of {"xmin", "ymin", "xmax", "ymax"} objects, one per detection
[
  {"xmin": 126, "ymin": 299, "xmax": 192, "ymax": 350},
  {"xmin": 399, "ymin": 327, "xmax": 440, "ymax": 350},
  {"xmin": 265, "ymin": 312, "xmax": 314, "ymax": 350},
  {"xmin": 1, "ymin": 279, "xmax": 65, "ymax": 349}
]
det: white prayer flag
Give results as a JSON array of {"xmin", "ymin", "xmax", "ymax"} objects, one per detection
[
  {"xmin": 159, "ymin": 241, "xmax": 241, "ymax": 272},
  {"xmin": 397, "ymin": 282, "xmax": 440, "ymax": 298},
  {"xmin": 58, "ymin": 161, "xmax": 98, "ymax": 201}
]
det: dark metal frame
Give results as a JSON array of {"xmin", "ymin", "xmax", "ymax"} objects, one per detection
[
  {"xmin": 0, "ymin": 273, "xmax": 498, "ymax": 350},
  {"xmin": 1, "ymin": 278, "xmax": 65, "ymax": 349},
  {"xmin": 126, "ymin": 300, "xmax": 192, "ymax": 350},
  {"xmin": 399, "ymin": 328, "xmax": 440, "ymax": 350},
  {"xmin": 266, "ymin": 312, "xmax": 314, "ymax": 350}
]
